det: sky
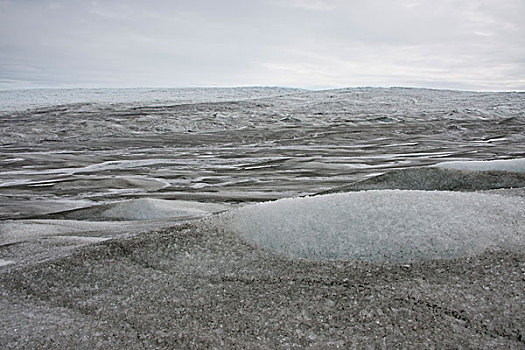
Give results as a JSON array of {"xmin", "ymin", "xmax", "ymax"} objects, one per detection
[{"xmin": 0, "ymin": 0, "xmax": 524, "ymax": 91}]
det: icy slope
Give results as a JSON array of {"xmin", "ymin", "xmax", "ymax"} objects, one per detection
[
  {"xmin": 227, "ymin": 190, "xmax": 525, "ymax": 262},
  {"xmin": 102, "ymin": 198, "xmax": 230, "ymax": 220},
  {"xmin": 319, "ymin": 166, "xmax": 525, "ymax": 194},
  {"xmin": 320, "ymin": 158, "xmax": 525, "ymax": 194},
  {"xmin": 40, "ymin": 198, "xmax": 232, "ymax": 221},
  {"xmin": 435, "ymin": 158, "xmax": 525, "ymax": 172}
]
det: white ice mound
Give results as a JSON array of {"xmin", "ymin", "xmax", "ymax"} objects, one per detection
[
  {"xmin": 435, "ymin": 158, "xmax": 525, "ymax": 173},
  {"xmin": 228, "ymin": 190, "xmax": 525, "ymax": 262},
  {"xmin": 102, "ymin": 198, "xmax": 229, "ymax": 220}
]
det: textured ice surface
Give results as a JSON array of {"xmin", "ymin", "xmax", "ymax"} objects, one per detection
[
  {"xmin": 435, "ymin": 158, "xmax": 525, "ymax": 172},
  {"xmin": 0, "ymin": 219, "xmax": 173, "ymax": 246},
  {"xmin": 228, "ymin": 190, "xmax": 525, "ymax": 262},
  {"xmin": 2, "ymin": 87, "xmax": 525, "ymax": 212},
  {"xmin": 101, "ymin": 198, "xmax": 230, "ymax": 220},
  {"xmin": 0, "ymin": 259, "xmax": 15, "ymax": 267},
  {"xmin": 320, "ymin": 166, "xmax": 525, "ymax": 194},
  {"xmin": 2, "ymin": 223, "xmax": 524, "ymax": 348}
]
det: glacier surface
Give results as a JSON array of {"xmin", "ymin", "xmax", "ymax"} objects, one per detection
[{"xmin": 227, "ymin": 190, "xmax": 525, "ymax": 262}]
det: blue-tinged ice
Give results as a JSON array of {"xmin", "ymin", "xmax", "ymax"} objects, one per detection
[
  {"xmin": 227, "ymin": 190, "xmax": 525, "ymax": 262},
  {"xmin": 434, "ymin": 158, "xmax": 525, "ymax": 173}
]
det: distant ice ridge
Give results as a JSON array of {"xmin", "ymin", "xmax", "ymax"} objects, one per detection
[
  {"xmin": 0, "ymin": 87, "xmax": 299, "ymax": 111},
  {"xmin": 434, "ymin": 158, "xmax": 525, "ymax": 173},
  {"xmin": 227, "ymin": 190, "xmax": 525, "ymax": 262}
]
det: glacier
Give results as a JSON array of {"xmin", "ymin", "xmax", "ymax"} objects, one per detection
[
  {"xmin": 435, "ymin": 157, "xmax": 525, "ymax": 172},
  {"xmin": 1, "ymin": 87, "xmax": 525, "ymax": 348}
]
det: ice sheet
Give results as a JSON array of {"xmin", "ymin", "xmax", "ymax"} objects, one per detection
[
  {"xmin": 0, "ymin": 259, "xmax": 15, "ymax": 267},
  {"xmin": 2, "ymin": 88, "xmax": 525, "ymax": 212}
]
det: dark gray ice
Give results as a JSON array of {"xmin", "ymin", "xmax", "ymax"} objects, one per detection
[
  {"xmin": 1, "ymin": 87, "xmax": 524, "ymax": 218},
  {"xmin": 1, "ymin": 87, "xmax": 524, "ymax": 348}
]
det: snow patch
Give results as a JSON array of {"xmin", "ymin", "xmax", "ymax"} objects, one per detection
[
  {"xmin": 0, "ymin": 259, "xmax": 15, "ymax": 267},
  {"xmin": 0, "ymin": 219, "xmax": 174, "ymax": 246},
  {"xmin": 435, "ymin": 158, "xmax": 525, "ymax": 173},
  {"xmin": 102, "ymin": 198, "xmax": 230, "ymax": 220},
  {"xmin": 227, "ymin": 190, "xmax": 525, "ymax": 262},
  {"xmin": 49, "ymin": 236, "xmax": 111, "ymax": 243}
]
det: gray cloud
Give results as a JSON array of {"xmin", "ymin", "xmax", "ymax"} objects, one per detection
[{"xmin": 1, "ymin": 0, "xmax": 524, "ymax": 90}]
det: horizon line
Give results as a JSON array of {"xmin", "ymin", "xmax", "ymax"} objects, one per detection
[{"xmin": 1, "ymin": 85, "xmax": 524, "ymax": 94}]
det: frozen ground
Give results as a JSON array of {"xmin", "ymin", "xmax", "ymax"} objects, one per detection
[{"xmin": 1, "ymin": 88, "xmax": 525, "ymax": 348}]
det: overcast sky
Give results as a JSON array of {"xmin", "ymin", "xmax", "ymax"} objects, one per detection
[{"xmin": 1, "ymin": 0, "xmax": 524, "ymax": 91}]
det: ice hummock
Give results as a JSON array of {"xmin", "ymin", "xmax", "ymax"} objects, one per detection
[
  {"xmin": 101, "ymin": 198, "xmax": 230, "ymax": 220},
  {"xmin": 35, "ymin": 198, "xmax": 233, "ymax": 221},
  {"xmin": 318, "ymin": 166, "xmax": 525, "ymax": 194},
  {"xmin": 227, "ymin": 190, "xmax": 525, "ymax": 262},
  {"xmin": 319, "ymin": 158, "xmax": 525, "ymax": 195},
  {"xmin": 434, "ymin": 158, "xmax": 525, "ymax": 172}
]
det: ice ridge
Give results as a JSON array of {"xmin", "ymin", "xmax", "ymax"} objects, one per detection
[{"xmin": 227, "ymin": 190, "xmax": 525, "ymax": 263}]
